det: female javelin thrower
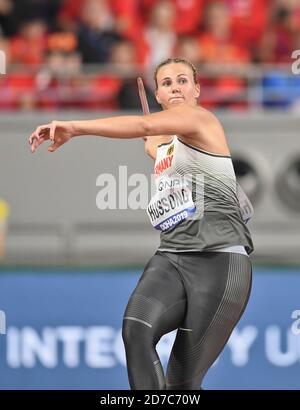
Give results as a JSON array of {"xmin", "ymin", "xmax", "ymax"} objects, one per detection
[{"xmin": 29, "ymin": 58, "xmax": 253, "ymax": 390}]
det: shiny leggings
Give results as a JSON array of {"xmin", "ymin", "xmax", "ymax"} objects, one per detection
[{"xmin": 122, "ymin": 250, "xmax": 252, "ymax": 390}]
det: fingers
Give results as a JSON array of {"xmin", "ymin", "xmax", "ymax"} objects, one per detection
[
  {"xmin": 31, "ymin": 136, "xmax": 46, "ymax": 153},
  {"xmin": 29, "ymin": 132, "xmax": 36, "ymax": 146},
  {"xmin": 30, "ymin": 128, "xmax": 48, "ymax": 153},
  {"xmin": 47, "ymin": 141, "xmax": 61, "ymax": 152},
  {"xmin": 29, "ymin": 121, "xmax": 59, "ymax": 153},
  {"xmin": 49, "ymin": 121, "xmax": 57, "ymax": 141},
  {"xmin": 29, "ymin": 124, "xmax": 50, "ymax": 144},
  {"xmin": 29, "ymin": 129, "xmax": 42, "ymax": 146}
]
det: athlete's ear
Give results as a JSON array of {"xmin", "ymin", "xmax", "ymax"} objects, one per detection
[
  {"xmin": 155, "ymin": 90, "xmax": 162, "ymax": 104},
  {"xmin": 194, "ymin": 83, "xmax": 200, "ymax": 99}
]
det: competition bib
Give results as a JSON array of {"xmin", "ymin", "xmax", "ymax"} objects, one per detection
[{"xmin": 147, "ymin": 175, "xmax": 196, "ymax": 232}]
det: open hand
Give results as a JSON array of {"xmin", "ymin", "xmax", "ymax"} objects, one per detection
[{"xmin": 29, "ymin": 120, "xmax": 75, "ymax": 153}]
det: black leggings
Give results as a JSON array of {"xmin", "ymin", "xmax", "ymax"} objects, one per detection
[{"xmin": 122, "ymin": 250, "xmax": 252, "ymax": 390}]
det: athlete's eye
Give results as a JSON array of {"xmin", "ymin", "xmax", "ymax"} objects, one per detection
[
  {"xmin": 162, "ymin": 80, "xmax": 171, "ymax": 87},
  {"xmin": 178, "ymin": 78, "xmax": 187, "ymax": 84}
]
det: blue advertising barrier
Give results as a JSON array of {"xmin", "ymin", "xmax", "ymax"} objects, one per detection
[{"xmin": 0, "ymin": 267, "xmax": 300, "ymax": 390}]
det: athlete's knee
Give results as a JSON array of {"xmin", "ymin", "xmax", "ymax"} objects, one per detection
[
  {"xmin": 166, "ymin": 373, "xmax": 205, "ymax": 390},
  {"xmin": 122, "ymin": 318, "xmax": 153, "ymax": 352}
]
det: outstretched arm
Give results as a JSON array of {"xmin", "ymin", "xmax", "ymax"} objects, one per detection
[
  {"xmin": 28, "ymin": 106, "xmax": 212, "ymax": 153},
  {"xmin": 72, "ymin": 106, "xmax": 204, "ymax": 138}
]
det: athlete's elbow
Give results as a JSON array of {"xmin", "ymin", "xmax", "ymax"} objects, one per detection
[
  {"xmin": 142, "ymin": 117, "xmax": 162, "ymax": 137},
  {"xmin": 142, "ymin": 118, "xmax": 153, "ymax": 136}
]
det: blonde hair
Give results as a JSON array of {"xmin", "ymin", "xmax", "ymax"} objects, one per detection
[{"xmin": 154, "ymin": 58, "xmax": 198, "ymax": 89}]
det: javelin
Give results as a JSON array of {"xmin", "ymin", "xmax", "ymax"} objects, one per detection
[
  {"xmin": 137, "ymin": 76, "xmax": 150, "ymax": 115},
  {"xmin": 137, "ymin": 77, "xmax": 150, "ymax": 141}
]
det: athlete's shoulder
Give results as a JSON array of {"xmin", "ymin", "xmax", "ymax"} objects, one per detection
[
  {"xmin": 170, "ymin": 104, "xmax": 221, "ymax": 127},
  {"xmin": 178, "ymin": 106, "xmax": 229, "ymax": 154},
  {"xmin": 195, "ymin": 106, "xmax": 222, "ymax": 125},
  {"xmin": 170, "ymin": 105, "xmax": 224, "ymax": 137}
]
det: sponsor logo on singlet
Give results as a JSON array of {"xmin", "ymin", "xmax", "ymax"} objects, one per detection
[
  {"xmin": 167, "ymin": 144, "xmax": 174, "ymax": 156},
  {"xmin": 154, "ymin": 155, "xmax": 174, "ymax": 176}
]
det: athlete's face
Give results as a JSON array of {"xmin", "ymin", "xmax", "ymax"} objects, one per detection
[{"xmin": 155, "ymin": 63, "xmax": 200, "ymax": 109}]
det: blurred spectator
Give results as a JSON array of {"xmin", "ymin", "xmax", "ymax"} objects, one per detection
[
  {"xmin": 198, "ymin": 1, "xmax": 250, "ymax": 64},
  {"xmin": 12, "ymin": 0, "xmax": 62, "ymax": 29},
  {"xmin": 276, "ymin": 0, "xmax": 300, "ymax": 29},
  {"xmin": 36, "ymin": 50, "xmax": 90, "ymax": 109},
  {"xmin": 36, "ymin": 47, "xmax": 122, "ymax": 110},
  {"xmin": 198, "ymin": 1, "xmax": 250, "ymax": 108},
  {"xmin": 2, "ymin": 0, "xmax": 62, "ymax": 36},
  {"xmin": 138, "ymin": 0, "xmax": 177, "ymax": 67},
  {"xmin": 76, "ymin": 0, "xmax": 121, "ymax": 64},
  {"xmin": 109, "ymin": 39, "xmax": 160, "ymax": 110},
  {"xmin": 0, "ymin": 35, "xmax": 38, "ymax": 110},
  {"xmin": 259, "ymin": 5, "xmax": 297, "ymax": 64},
  {"xmin": 9, "ymin": 19, "xmax": 47, "ymax": 65},
  {"xmin": 221, "ymin": 0, "xmax": 268, "ymax": 52},
  {"xmin": 141, "ymin": 0, "xmax": 205, "ymax": 35},
  {"xmin": 59, "ymin": 0, "xmax": 142, "ymax": 40},
  {"xmin": 0, "ymin": 0, "xmax": 16, "ymax": 37},
  {"xmin": 259, "ymin": 3, "xmax": 298, "ymax": 109},
  {"xmin": 174, "ymin": 35, "xmax": 202, "ymax": 66},
  {"xmin": 110, "ymin": 0, "xmax": 143, "ymax": 41},
  {"xmin": 57, "ymin": 0, "xmax": 83, "ymax": 30},
  {"xmin": 0, "ymin": 198, "xmax": 9, "ymax": 261}
]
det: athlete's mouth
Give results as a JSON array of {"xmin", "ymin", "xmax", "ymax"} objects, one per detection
[{"xmin": 169, "ymin": 96, "xmax": 184, "ymax": 101}]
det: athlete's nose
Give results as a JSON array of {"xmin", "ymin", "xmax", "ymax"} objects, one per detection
[{"xmin": 171, "ymin": 86, "xmax": 180, "ymax": 94}]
